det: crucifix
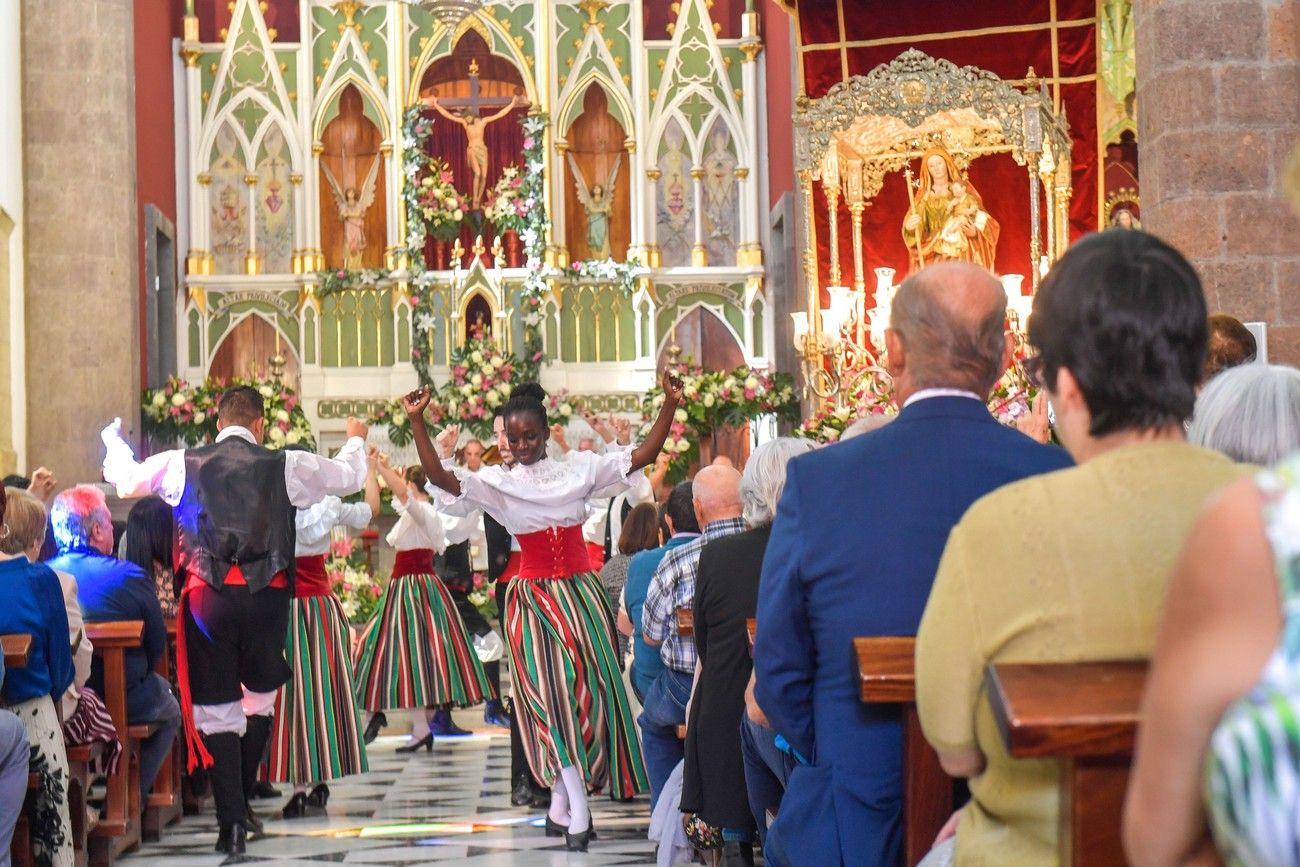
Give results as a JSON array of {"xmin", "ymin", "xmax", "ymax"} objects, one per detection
[{"xmin": 421, "ymin": 60, "xmax": 529, "ymax": 209}]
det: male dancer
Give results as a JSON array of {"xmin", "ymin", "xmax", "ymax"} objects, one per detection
[{"xmin": 102, "ymin": 387, "xmax": 368, "ymax": 854}]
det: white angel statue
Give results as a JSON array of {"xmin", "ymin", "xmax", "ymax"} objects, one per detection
[
  {"xmin": 567, "ymin": 151, "xmax": 622, "ymax": 260},
  {"xmin": 321, "ymin": 154, "xmax": 381, "ymax": 270}
]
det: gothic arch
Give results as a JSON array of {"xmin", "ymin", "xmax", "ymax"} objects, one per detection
[
  {"xmin": 407, "ymin": 12, "xmax": 539, "ymax": 108},
  {"xmin": 313, "ymin": 75, "xmax": 393, "ymax": 144},
  {"xmin": 200, "ymin": 91, "xmax": 302, "ymax": 174},
  {"xmin": 557, "ymin": 73, "xmax": 635, "ymax": 143}
]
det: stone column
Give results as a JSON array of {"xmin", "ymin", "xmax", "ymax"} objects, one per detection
[
  {"xmin": 23, "ymin": 0, "xmax": 140, "ymax": 481},
  {"xmin": 1134, "ymin": 0, "xmax": 1300, "ymax": 361}
]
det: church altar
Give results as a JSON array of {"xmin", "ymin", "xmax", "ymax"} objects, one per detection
[{"xmin": 177, "ymin": 0, "xmax": 771, "ymax": 449}]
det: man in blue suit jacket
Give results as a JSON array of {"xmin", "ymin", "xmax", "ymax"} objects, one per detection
[{"xmin": 753, "ymin": 263, "xmax": 1072, "ymax": 867}]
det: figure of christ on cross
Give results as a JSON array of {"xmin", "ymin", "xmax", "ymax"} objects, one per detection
[{"xmin": 421, "ymin": 66, "xmax": 529, "ymax": 209}]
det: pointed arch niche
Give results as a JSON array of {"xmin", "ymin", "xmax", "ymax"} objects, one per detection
[
  {"xmin": 319, "ymin": 85, "xmax": 387, "ymax": 270},
  {"xmin": 656, "ymin": 305, "xmax": 749, "ymax": 465},
  {"xmin": 655, "ymin": 115, "xmax": 694, "ymax": 267},
  {"xmin": 209, "ymin": 314, "xmax": 300, "ymax": 392},
  {"xmin": 563, "ymin": 86, "xmax": 630, "ymax": 262}
]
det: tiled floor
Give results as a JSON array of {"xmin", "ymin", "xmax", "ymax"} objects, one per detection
[{"xmin": 120, "ymin": 711, "xmax": 659, "ymax": 866}]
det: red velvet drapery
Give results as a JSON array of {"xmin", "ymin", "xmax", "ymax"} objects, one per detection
[{"xmin": 792, "ymin": 0, "xmax": 1099, "ymax": 291}]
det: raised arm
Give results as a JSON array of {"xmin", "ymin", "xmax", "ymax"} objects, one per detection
[
  {"xmin": 402, "ymin": 387, "xmax": 462, "ymax": 497},
  {"xmin": 362, "ymin": 445, "xmax": 382, "ymax": 518},
  {"xmin": 422, "ymin": 95, "xmax": 462, "ymax": 125},
  {"xmin": 484, "ymin": 94, "xmax": 519, "ymax": 124},
  {"xmin": 100, "ymin": 418, "xmax": 186, "ymax": 504},
  {"xmin": 374, "ymin": 452, "xmax": 409, "ymax": 505},
  {"xmin": 628, "ymin": 371, "xmax": 684, "ymax": 472},
  {"xmin": 283, "ymin": 416, "xmax": 370, "ymax": 507}
]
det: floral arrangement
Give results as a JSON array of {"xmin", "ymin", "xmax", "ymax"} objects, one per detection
[
  {"xmin": 436, "ymin": 333, "xmax": 524, "ymax": 438},
  {"xmin": 642, "ymin": 362, "xmax": 800, "ymax": 476},
  {"xmin": 546, "ymin": 388, "xmax": 575, "ymax": 426},
  {"xmin": 415, "ymin": 160, "xmax": 467, "ymax": 241},
  {"xmin": 466, "ymin": 573, "xmax": 499, "ymax": 620},
  {"xmin": 561, "ymin": 257, "xmax": 643, "ymax": 297},
  {"xmin": 797, "ymin": 402, "xmax": 895, "ymax": 443},
  {"xmin": 142, "ymin": 376, "xmax": 316, "ymax": 450},
  {"xmin": 403, "ymin": 109, "xmax": 552, "ymax": 386},
  {"xmin": 314, "ymin": 267, "xmax": 394, "ymax": 297},
  {"xmin": 483, "ymin": 165, "xmax": 528, "ymax": 233},
  {"xmin": 327, "ymin": 535, "xmax": 385, "ymax": 625}
]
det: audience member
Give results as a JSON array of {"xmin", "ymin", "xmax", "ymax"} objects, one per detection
[
  {"xmin": 49, "ymin": 485, "xmax": 181, "ymax": 803},
  {"xmin": 1204, "ymin": 312, "xmax": 1257, "ymax": 381},
  {"xmin": 0, "ymin": 485, "xmax": 74, "ymax": 866},
  {"xmin": 618, "ymin": 482, "xmax": 699, "ymax": 703},
  {"xmin": 1188, "ymin": 362, "xmax": 1300, "ymax": 466},
  {"xmin": 915, "ymin": 230, "xmax": 1251, "ymax": 866},
  {"xmin": 121, "ymin": 495, "xmax": 179, "ymax": 618},
  {"xmin": 0, "ymin": 658, "xmax": 30, "ymax": 867},
  {"xmin": 754, "ymin": 261, "xmax": 1072, "ymax": 867},
  {"xmin": 1124, "ymin": 458, "xmax": 1299, "ymax": 866},
  {"xmin": 641, "ymin": 464, "xmax": 744, "ymax": 809},
  {"xmin": 599, "ymin": 502, "xmax": 659, "ymax": 661},
  {"xmin": 2, "ymin": 489, "xmax": 91, "ymax": 719},
  {"xmin": 840, "ymin": 414, "xmax": 892, "ymax": 441},
  {"xmin": 681, "ymin": 437, "xmax": 812, "ymax": 866}
]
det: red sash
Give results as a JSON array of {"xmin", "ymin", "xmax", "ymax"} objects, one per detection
[
  {"xmin": 294, "ymin": 555, "xmax": 331, "ymax": 598},
  {"xmin": 392, "ymin": 548, "xmax": 435, "ymax": 579},
  {"xmin": 515, "ymin": 525, "xmax": 592, "ymax": 580}
]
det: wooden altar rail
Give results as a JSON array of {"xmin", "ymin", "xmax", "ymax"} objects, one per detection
[
  {"xmin": 854, "ymin": 636, "xmax": 953, "ymax": 867},
  {"xmin": 85, "ymin": 621, "xmax": 146, "ymax": 867},
  {"xmin": 987, "ymin": 660, "xmax": 1147, "ymax": 867},
  {"xmin": 2, "ymin": 635, "xmax": 31, "ymax": 670}
]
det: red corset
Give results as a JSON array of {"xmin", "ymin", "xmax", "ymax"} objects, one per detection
[
  {"xmin": 392, "ymin": 548, "xmax": 435, "ymax": 579},
  {"xmin": 294, "ymin": 554, "xmax": 330, "ymax": 598},
  {"xmin": 515, "ymin": 525, "xmax": 592, "ymax": 580}
]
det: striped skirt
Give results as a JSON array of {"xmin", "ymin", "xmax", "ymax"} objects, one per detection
[
  {"xmin": 505, "ymin": 571, "xmax": 648, "ymax": 799},
  {"xmin": 267, "ymin": 594, "xmax": 368, "ymax": 784},
  {"xmin": 352, "ymin": 573, "xmax": 492, "ymax": 712}
]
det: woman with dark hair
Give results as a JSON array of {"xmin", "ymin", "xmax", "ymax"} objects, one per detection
[
  {"xmin": 598, "ymin": 501, "xmax": 659, "ymax": 661},
  {"xmin": 0, "ymin": 485, "xmax": 75, "ymax": 866},
  {"xmin": 402, "ymin": 374, "xmax": 683, "ymax": 851},
  {"xmin": 352, "ymin": 456, "xmax": 493, "ymax": 753},
  {"xmin": 122, "ymin": 495, "xmax": 178, "ymax": 618}
]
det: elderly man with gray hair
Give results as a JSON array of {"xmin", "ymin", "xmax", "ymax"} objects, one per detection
[{"xmin": 752, "ymin": 262, "xmax": 1073, "ymax": 867}]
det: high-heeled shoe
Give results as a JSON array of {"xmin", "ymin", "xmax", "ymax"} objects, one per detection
[
  {"xmin": 214, "ymin": 821, "xmax": 247, "ymax": 854},
  {"xmin": 564, "ymin": 821, "xmax": 593, "ymax": 852},
  {"xmin": 281, "ymin": 792, "xmax": 308, "ymax": 819},
  {"xmin": 395, "ymin": 733, "xmax": 433, "ymax": 753},
  {"xmin": 306, "ymin": 783, "xmax": 330, "ymax": 809},
  {"xmin": 363, "ymin": 712, "xmax": 387, "ymax": 744}
]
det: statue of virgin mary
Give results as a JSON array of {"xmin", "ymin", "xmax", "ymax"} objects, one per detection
[{"xmin": 901, "ymin": 146, "xmax": 1000, "ymax": 273}]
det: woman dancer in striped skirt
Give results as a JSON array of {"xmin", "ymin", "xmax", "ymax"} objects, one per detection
[
  {"xmin": 353, "ymin": 456, "xmax": 492, "ymax": 751},
  {"xmin": 267, "ymin": 446, "xmax": 380, "ymax": 819},
  {"xmin": 402, "ymin": 375, "xmax": 683, "ymax": 851}
]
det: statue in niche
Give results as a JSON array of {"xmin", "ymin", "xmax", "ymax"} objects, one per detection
[
  {"xmin": 567, "ymin": 151, "xmax": 622, "ymax": 260},
  {"xmin": 422, "ymin": 92, "xmax": 524, "ymax": 209},
  {"xmin": 901, "ymin": 146, "xmax": 1000, "ymax": 273},
  {"xmin": 320, "ymin": 154, "xmax": 381, "ymax": 271}
]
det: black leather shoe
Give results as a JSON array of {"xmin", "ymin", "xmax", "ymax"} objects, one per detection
[
  {"xmin": 281, "ymin": 792, "xmax": 308, "ymax": 819},
  {"xmin": 721, "ymin": 841, "xmax": 755, "ymax": 866},
  {"xmin": 306, "ymin": 783, "xmax": 330, "ymax": 809},
  {"xmin": 545, "ymin": 816, "xmax": 597, "ymax": 839},
  {"xmin": 429, "ymin": 708, "xmax": 471, "ymax": 736},
  {"xmin": 363, "ymin": 712, "xmax": 387, "ymax": 744},
  {"xmin": 510, "ymin": 775, "xmax": 533, "ymax": 806},
  {"xmin": 215, "ymin": 821, "xmax": 247, "ymax": 855},
  {"xmin": 244, "ymin": 806, "xmax": 264, "ymax": 839},
  {"xmin": 252, "ymin": 780, "xmax": 280, "ymax": 800},
  {"xmin": 395, "ymin": 734, "xmax": 433, "ymax": 754},
  {"xmin": 564, "ymin": 821, "xmax": 593, "ymax": 852},
  {"xmin": 528, "ymin": 783, "xmax": 551, "ymax": 808}
]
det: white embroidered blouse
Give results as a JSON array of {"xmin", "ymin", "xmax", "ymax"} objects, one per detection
[{"xmin": 295, "ymin": 496, "xmax": 373, "ymax": 557}]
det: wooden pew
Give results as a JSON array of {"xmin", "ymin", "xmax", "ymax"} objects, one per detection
[
  {"xmin": 674, "ymin": 609, "xmax": 694, "ymax": 740},
  {"xmin": 85, "ymin": 622, "xmax": 145, "ymax": 867},
  {"xmin": 2, "ymin": 635, "xmax": 31, "ymax": 669},
  {"xmin": 1, "ymin": 635, "xmax": 33, "ymax": 867},
  {"xmin": 855, "ymin": 636, "xmax": 953, "ymax": 867},
  {"xmin": 986, "ymin": 660, "xmax": 1146, "ymax": 867},
  {"xmin": 141, "ymin": 620, "xmax": 181, "ymax": 841}
]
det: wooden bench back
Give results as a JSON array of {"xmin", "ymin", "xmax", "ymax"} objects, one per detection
[
  {"xmin": 1, "ymin": 634, "xmax": 31, "ymax": 670},
  {"xmin": 675, "ymin": 607, "xmax": 693, "ymax": 637},
  {"xmin": 85, "ymin": 621, "xmax": 145, "ymax": 860}
]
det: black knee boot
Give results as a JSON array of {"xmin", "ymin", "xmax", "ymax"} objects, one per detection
[
  {"xmin": 241, "ymin": 714, "xmax": 274, "ymax": 837},
  {"xmin": 203, "ymin": 732, "xmax": 247, "ymax": 854}
]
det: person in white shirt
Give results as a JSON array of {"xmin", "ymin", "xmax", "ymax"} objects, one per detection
[
  {"xmin": 268, "ymin": 445, "xmax": 381, "ymax": 820},
  {"xmin": 352, "ymin": 454, "xmax": 493, "ymax": 754}
]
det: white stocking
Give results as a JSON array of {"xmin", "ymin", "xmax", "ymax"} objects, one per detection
[
  {"xmin": 547, "ymin": 775, "xmax": 570, "ymax": 825},
  {"xmin": 559, "ymin": 765, "xmax": 589, "ymax": 834}
]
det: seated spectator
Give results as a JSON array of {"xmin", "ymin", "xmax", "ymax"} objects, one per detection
[
  {"xmin": 0, "ymin": 485, "xmax": 74, "ymax": 866},
  {"xmin": 49, "ymin": 485, "xmax": 181, "ymax": 804},
  {"xmin": 0, "ymin": 660, "xmax": 30, "ymax": 867},
  {"xmin": 121, "ymin": 495, "xmax": 179, "ymax": 619},
  {"xmin": 681, "ymin": 437, "xmax": 812, "ymax": 865},
  {"xmin": 1124, "ymin": 459, "xmax": 1300, "ymax": 866},
  {"xmin": 599, "ymin": 501, "xmax": 660, "ymax": 661},
  {"xmin": 1188, "ymin": 362, "xmax": 1300, "ymax": 466},
  {"xmin": 754, "ymin": 262, "xmax": 1071, "ymax": 867},
  {"xmin": 641, "ymin": 464, "xmax": 744, "ymax": 810},
  {"xmin": 1204, "ymin": 312, "xmax": 1257, "ymax": 381},
  {"xmin": 915, "ymin": 230, "xmax": 1252, "ymax": 866},
  {"xmin": 618, "ymin": 481, "xmax": 699, "ymax": 703}
]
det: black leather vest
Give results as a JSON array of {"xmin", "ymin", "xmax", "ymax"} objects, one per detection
[
  {"xmin": 177, "ymin": 437, "xmax": 295, "ymax": 593},
  {"xmin": 440, "ymin": 539, "xmax": 472, "ymax": 592}
]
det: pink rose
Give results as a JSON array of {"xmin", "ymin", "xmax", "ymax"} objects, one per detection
[
  {"xmin": 522, "ymin": 136, "xmax": 534, "ymax": 149},
  {"xmin": 336, "ymin": 270, "xmax": 346, "ymax": 279},
  {"xmin": 413, "ymin": 349, "xmax": 422, "ymax": 359},
  {"xmin": 440, "ymin": 171, "xmax": 454, "ymax": 184},
  {"xmin": 410, "ymin": 295, "xmax": 420, "ymax": 306}
]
